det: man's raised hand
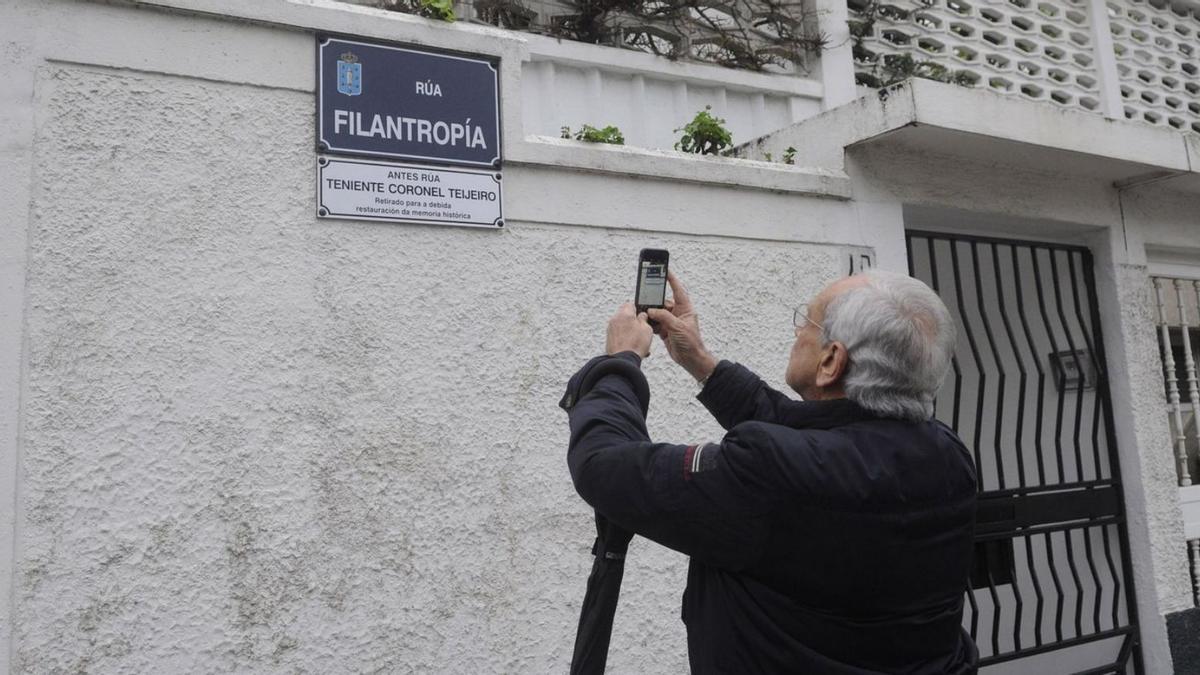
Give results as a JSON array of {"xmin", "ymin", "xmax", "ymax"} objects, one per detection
[
  {"xmin": 606, "ymin": 302, "xmax": 654, "ymax": 358},
  {"xmin": 646, "ymin": 272, "xmax": 718, "ymax": 383}
]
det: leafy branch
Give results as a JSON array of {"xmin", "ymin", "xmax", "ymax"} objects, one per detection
[
  {"xmin": 561, "ymin": 124, "xmax": 626, "ymax": 144},
  {"xmin": 376, "ymin": 0, "xmax": 457, "ymax": 21},
  {"xmin": 376, "ymin": 0, "xmax": 829, "ymax": 73},
  {"xmin": 848, "ymin": 0, "xmax": 977, "ymax": 88},
  {"xmin": 552, "ymin": 0, "xmax": 829, "ymax": 72}
]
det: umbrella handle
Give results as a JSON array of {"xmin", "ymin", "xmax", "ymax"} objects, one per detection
[{"xmin": 569, "ymin": 529, "xmax": 631, "ymax": 675}]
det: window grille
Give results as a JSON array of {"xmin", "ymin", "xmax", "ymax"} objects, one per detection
[
  {"xmin": 1159, "ymin": 276, "xmax": 1200, "ymax": 610},
  {"xmin": 1152, "ymin": 277, "xmax": 1200, "ymax": 487}
]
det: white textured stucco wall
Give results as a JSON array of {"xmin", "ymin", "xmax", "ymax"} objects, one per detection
[
  {"xmin": 1121, "ymin": 182, "xmax": 1200, "ymax": 281},
  {"xmin": 1092, "ymin": 261, "xmax": 1194, "ymax": 675},
  {"xmin": 1097, "ymin": 263, "xmax": 1193, "ymax": 611},
  {"xmin": 5, "ymin": 6, "xmax": 853, "ymax": 668},
  {"xmin": 19, "ymin": 61, "xmax": 849, "ymax": 672}
]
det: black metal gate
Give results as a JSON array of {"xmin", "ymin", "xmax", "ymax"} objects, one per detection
[{"xmin": 906, "ymin": 231, "xmax": 1142, "ymax": 674}]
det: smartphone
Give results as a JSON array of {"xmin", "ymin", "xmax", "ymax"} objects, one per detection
[{"xmin": 634, "ymin": 248, "xmax": 669, "ymax": 315}]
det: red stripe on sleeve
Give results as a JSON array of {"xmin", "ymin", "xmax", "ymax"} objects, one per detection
[{"xmin": 683, "ymin": 445, "xmax": 697, "ymax": 481}]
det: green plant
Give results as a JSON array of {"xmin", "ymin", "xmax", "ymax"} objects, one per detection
[
  {"xmin": 782, "ymin": 146, "xmax": 796, "ymax": 165},
  {"xmin": 674, "ymin": 106, "xmax": 732, "ymax": 155},
  {"xmin": 376, "ymin": 0, "xmax": 455, "ymax": 22},
  {"xmin": 420, "ymin": 0, "xmax": 456, "ymax": 21},
  {"xmin": 561, "ymin": 124, "xmax": 626, "ymax": 145}
]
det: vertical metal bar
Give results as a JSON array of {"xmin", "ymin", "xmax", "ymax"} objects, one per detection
[
  {"xmin": 1189, "ymin": 539, "xmax": 1200, "ymax": 607},
  {"xmin": 1030, "ymin": 247, "xmax": 1068, "ymax": 485},
  {"xmin": 1061, "ymin": 529, "xmax": 1085, "ymax": 638},
  {"xmin": 907, "ymin": 236, "xmax": 935, "ymax": 417},
  {"xmin": 951, "ymin": 239, "xmax": 988, "ymax": 488},
  {"xmin": 1090, "ymin": 366, "xmax": 1106, "ymax": 482},
  {"xmin": 1025, "ymin": 530, "xmax": 1046, "ymax": 647},
  {"xmin": 1044, "ymin": 530, "xmax": 1066, "ymax": 642},
  {"xmin": 1012, "ymin": 245, "xmax": 1049, "ymax": 487},
  {"xmin": 1081, "ymin": 519, "xmax": 1104, "ymax": 634},
  {"xmin": 1030, "ymin": 248, "xmax": 1069, "ymax": 641},
  {"xmin": 1193, "ymin": 280, "xmax": 1200, "ymax": 447},
  {"xmin": 918, "ymin": 232, "xmax": 987, "ymax": 645},
  {"xmin": 906, "ymin": 232, "xmax": 916, "ymax": 278},
  {"xmin": 1101, "ymin": 522, "xmax": 1121, "ymax": 629},
  {"xmin": 972, "ymin": 242, "xmax": 1007, "ymax": 489},
  {"xmin": 1073, "ymin": 260, "xmax": 1121, "ymax": 632},
  {"xmin": 989, "ymin": 239, "xmax": 1041, "ymax": 675},
  {"xmin": 1008, "ymin": 534, "xmax": 1026, "ymax": 651},
  {"xmin": 1068, "ymin": 251, "xmax": 1107, "ymax": 481},
  {"xmin": 993, "ymin": 244, "xmax": 1028, "ymax": 489},
  {"xmin": 1154, "ymin": 278, "xmax": 1191, "ymax": 486},
  {"xmin": 1047, "ymin": 250, "xmax": 1088, "ymax": 638},
  {"xmin": 985, "ymin": 545, "xmax": 1003, "ymax": 656},
  {"xmin": 1115, "ymin": 632, "xmax": 1134, "ymax": 674},
  {"xmin": 929, "ymin": 237, "xmax": 965, "ymax": 446},
  {"xmin": 1066, "ymin": 251, "xmax": 1108, "ymax": 632},
  {"xmin": 1048, "ymin": 249, "xmax": 1088, "ymax": 483},
  {"xmin": 967, "ymin": 584, "xmax": 980, "ymax": 647},
  {"xmin": 1193, "ymin": 279, "xmax": 1200, "ymax": 489},
  {"xmin": 1175, "ymin": 279, "xmax": 1199, "ymax": 486},
  {"xmin": 1083, "ymin": 251, "xmax": 1144, "ymax": 674}
]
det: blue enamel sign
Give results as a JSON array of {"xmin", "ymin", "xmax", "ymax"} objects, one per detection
[{"xmin": 318, "ymin": 36, "xmax": 501, "ymax": 167}]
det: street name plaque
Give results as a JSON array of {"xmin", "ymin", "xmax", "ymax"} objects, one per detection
[
  {"xmin": 317, "ymin": 36, "xmax": 501, "ymax": 168},
  {"xmin": 317, "ymin": 156, "xmax": 503, "ymax": 228}
]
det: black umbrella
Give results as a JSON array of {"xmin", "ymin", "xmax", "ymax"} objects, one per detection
[
  {"xmin": 570, "ymin": 514, "xmax": 634, "ymax": 675},
  {"xmin": 560, "ymin": 354, "xmax": 650, "ymax": 674}
]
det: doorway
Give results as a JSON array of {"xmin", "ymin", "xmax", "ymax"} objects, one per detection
[{"xmin": 907, "ymin": 230, "xmax": 1143, "ymax": 674}]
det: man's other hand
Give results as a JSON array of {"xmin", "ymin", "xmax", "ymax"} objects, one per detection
[
  {"xmin": 606, "ymin": 303, "xmax": 653, "ymax": 358},
  {"xmin": 647, "ymin": 272, "xmax": 718, "ymax": 383}
]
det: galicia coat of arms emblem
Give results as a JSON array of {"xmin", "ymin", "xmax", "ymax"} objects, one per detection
[{"xmin": 336, "ymin": 52, "xmax": 362, "ymax": 96}]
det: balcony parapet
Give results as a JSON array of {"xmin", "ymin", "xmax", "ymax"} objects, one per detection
[
  {"xmin": 848, "ymin": 0, "xmax": 1200, "ymax": 134},
  {"xmin": 736, "ymin": 78, "xmax": 1200, "ymax": 181}
]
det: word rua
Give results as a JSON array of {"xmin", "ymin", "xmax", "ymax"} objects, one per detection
[{"xmin": 415, "ymin": 80, "xmax": 443, "ymax": 96}]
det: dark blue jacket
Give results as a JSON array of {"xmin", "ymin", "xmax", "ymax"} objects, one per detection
[{"xmin": 564, "ymin": 353, "xmax": 979, "ymax": 674}]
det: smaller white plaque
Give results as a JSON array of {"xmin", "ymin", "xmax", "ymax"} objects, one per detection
[{"xmin": 317, "ymin": 156, "xmax": 503, "ymax": 228}]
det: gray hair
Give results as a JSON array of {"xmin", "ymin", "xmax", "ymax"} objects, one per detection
[{"xmin": 820, "ymin": 270, "xmax": 956, "ymax": 422}]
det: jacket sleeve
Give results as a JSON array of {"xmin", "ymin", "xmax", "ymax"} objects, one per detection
[
  {"xmin": 697, "ymin": 360, "xmax": 808, "ymax": 430},
  {"xmin": 564, "ymin": 356, "xmax": 774, "ymax": 570}
]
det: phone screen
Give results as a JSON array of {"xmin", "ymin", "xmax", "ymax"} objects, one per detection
[{"xmin": 636, "ymin": 260, "xmax": 668, "ymax": 308}]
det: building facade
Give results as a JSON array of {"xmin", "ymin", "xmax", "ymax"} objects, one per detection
[{"xmin": 0, "ymin": 0, "xmax": 1197, "ymax": 672}]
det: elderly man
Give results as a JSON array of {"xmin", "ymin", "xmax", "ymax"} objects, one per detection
[{"xmin": 562, "ymin": 270, "xmax": 979, "ymax": 674}]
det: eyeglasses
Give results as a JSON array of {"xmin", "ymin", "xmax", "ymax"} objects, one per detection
[{"xmin": 793, "ymin": 304, "xmax": 823, "ymax": 331}]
